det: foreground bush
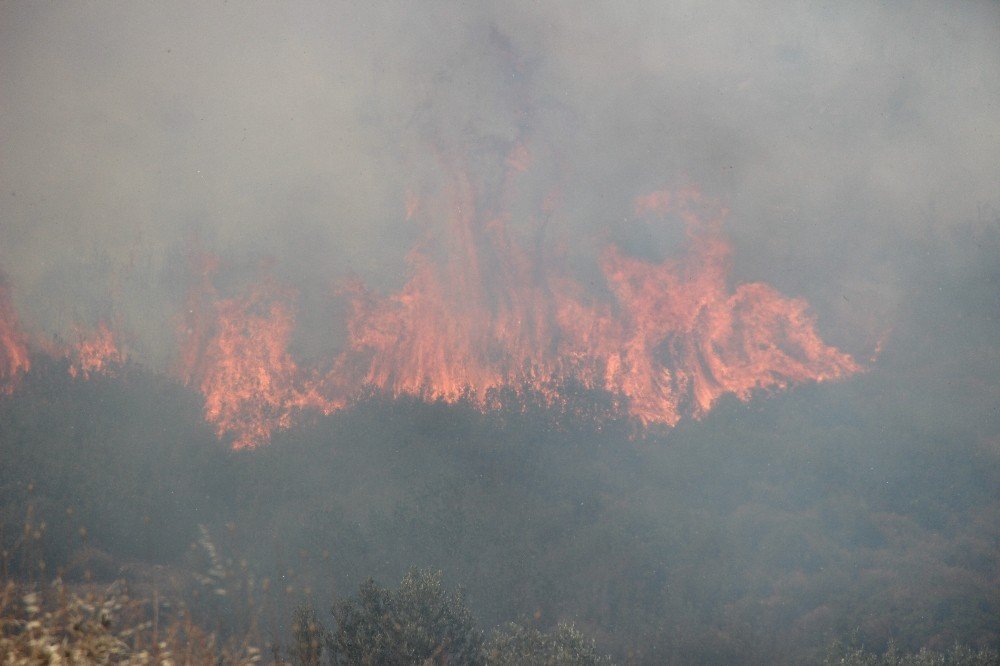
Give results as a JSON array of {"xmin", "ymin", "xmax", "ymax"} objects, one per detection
[
  {"xmin": 312, "ymin": 568, "xmax": 611, "ymax": 665},
  {"xmin": 324, "ymin": 568, "xmax": 483, "ymax": 665}
]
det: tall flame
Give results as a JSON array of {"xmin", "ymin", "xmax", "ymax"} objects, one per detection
[
  {"xmin": 172, "ymin": 148, "xmax": 860, "ymax": 447},
  {"xmin": 0, "ymin": 282, "xmax": 30, "ymax": 393},
  {"xmin": 339, "ymin": 169, "xmax": 860, "ymax": 430},
  {"xmin": 591, "ymin": 188, "xmax": 860, "ymax": 425},
  {"xmin": 2, "ymin": 148, "xmax": 860, "ymax": 448}
]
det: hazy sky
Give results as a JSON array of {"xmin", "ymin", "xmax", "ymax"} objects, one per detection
[{"xmin": 2, "ymin": 1, "xmax": 997, "ymax": 366}]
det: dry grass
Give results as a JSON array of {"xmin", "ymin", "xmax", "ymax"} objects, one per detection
[
  {"xmin": 0, "ymin": 518, "xmax": 273, "ymax": 665},
  {"xmin": 0, "ymin": 576, "xmax": 266, "ymax": 665}
]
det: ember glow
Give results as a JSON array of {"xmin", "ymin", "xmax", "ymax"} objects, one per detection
[{"xmin": 170, "ymin": 151, "xmax": 860, "ymax": 448}]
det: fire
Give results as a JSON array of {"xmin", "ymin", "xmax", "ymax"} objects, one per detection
[
  {"xmin": 339, "ymin": 170, "xmax": 860, "ymax": 430},
  {"xmin": 0, "ymin": 281, "xmax": 30, "ymax": 393},
  {"xmin": 339, "ymin": 166, "xmax": 577, "ymax": 409},
  {"xmin": 0, "ymin": 280, "xmax": 125, "ymax": 390},
  {"xmin": 67, "ymin": 322, "xmax": 126, "ymax": 379},
  {"xmin": 4, "ymin": 147, "xmax": 860, "ymax": 449},
  {"xmin": 592, "ymin": 188, "xmax": 860, "ymax": 426},
  {"xmin": 173, "ymin": 148, "xmax": 861, "ymax": 448},
  {"xmin": 179, "ymin": 278, "xmax": 337, "ymax": 449}
]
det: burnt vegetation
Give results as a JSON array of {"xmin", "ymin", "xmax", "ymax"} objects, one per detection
[{"xmin": 0, "ymin": 225, "xmax": 997, "ymax": 664}]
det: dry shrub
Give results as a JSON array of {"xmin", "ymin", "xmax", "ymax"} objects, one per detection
[{"xmin": 0, "ymin": 577, "xmax": 263, "ymax": 665}]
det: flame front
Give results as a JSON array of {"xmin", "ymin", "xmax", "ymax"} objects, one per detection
[
  {"xmin": 2, "ymin": 151, "xmax": 861, "ymax": 449},
  {"xmin": 339, "ymin": 170, "xmax": 860, "ymax": 431},
  {"xmin": 1, "ymin": 281, "xmax": 126, "ymax": 388},
  {"xmin": 0, "ymin": 282, "xmax": 30, "ymax": 393},
  {"xmin": 172, "ymin": 151, "xmax": 861, "ymax": 447}
]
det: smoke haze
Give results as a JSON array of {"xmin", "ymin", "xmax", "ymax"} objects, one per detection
[
  {"xmin": 2, "ymin": 1, "xmax": 997, "ymax": 365},
  {"xmin": 1, "ymin": 3, "xmax": 998, "ymax": 662}
]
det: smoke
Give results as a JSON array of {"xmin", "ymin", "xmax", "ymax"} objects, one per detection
[{"xmin": 1, "ymin": 1, "xmax": 997, "ymax": 367}]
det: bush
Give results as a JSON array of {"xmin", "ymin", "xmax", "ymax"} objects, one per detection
[
  {"xmin": 318, "ymin": 568, "xmax": 615, "ymax": 665},
  {"xmin": 486, "ymin": 621, "xmax": 613, "ymax": 665},
  {"xmin": 325, "ymin": 568, "xmax": 484, "ymax": 665}
]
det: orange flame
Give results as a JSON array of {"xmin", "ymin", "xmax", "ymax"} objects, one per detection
[
  {"xmin": 0, "ymin": 282, "xmax": 30, "ymax": 393},
  {"xmin": 67, "ymin": 322, "xmax": 126, "ymax": 380},
  {"xmin": 176, "ymin": 150, "xmax": 861, "ymax": 448},
  {"xmin": 179, "ymin": 279, "xmax": 338, "ymax": 449},
  {"xmin": 594, "ymin": 188, "xmax": 860, "ymax": 425},
  {"xmin": 339, "ymin": 174, "xmax": 860, "ymax": 430}
]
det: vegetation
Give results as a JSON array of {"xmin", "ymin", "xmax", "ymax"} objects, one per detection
[
  {"xmin": 0, "ymin": 577, "xmax": 263, "ymax": 664},
  {"xmin": 0, "ymin": 563, "xmax": 611, "ymax": 665},
  {"xmin": 298, "ymin": 568, "xmax": 611, "ymax": 665},
  {"xmin": 324, "ymin": 568, "xmax": 483, "ymax": 665},
  {"xmin": 824, "ymin": 638, "xmax": 999, "ymax": 665},
  {"xmin": 486, "ymin": 622, "xmax": 613, "ymax": 665}
]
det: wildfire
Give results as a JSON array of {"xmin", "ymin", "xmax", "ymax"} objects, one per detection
[
  {"xmin": 338, "ymin": 169, "xmax": 860, "ymax": 431},
  {"xmin": 67, "ymin": 322, "xmax": 126, "ymax": 380},
  {"xmin": 171, "ymin": 147, "xmax": 861, "ymax": 447},
  {"xmin": 0, "ymin": 282, "xmax": 30, "ymax": 393},
  {"xmin": 178, "ymin": 278, "xmax": 338, "ymax": 449},
  {"xmin": 2, "ymin": 149, "xmax": 863, "ymax": 449},
  {"xmin": 0, "ymin": 280, "xmax": 127, "ymax": 390},
  {"xmin": 592, "ymin": 189, "xmax": 860, "ymax": 425}
]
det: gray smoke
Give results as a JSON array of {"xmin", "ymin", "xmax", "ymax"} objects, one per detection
[{"xmin": 1, "ymin": 1, "xmax": 997, "ymax": 367}]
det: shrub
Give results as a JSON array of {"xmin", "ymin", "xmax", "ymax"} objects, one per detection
[
  {"xmin": 486, "ymin": 621, "xmax": 613, "ymax": 665},
  {"xmin": 325, "ymin": 568, "xmax": 484, "ymax": 665}
]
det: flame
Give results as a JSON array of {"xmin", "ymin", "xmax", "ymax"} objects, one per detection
[
  {"xmin": 173, "ymin": 148, "xmax": 860, "ymax": 448},
  {"xmin": 2, "ymin": 153, "xmax": 861, "ymax": 449},
  {"xmin": 0, "ymin": 282, "xmax": 30, "ymax": 393},
  {"xmin": 339, "ymin": 170, "xmax": 860, "ymax": 430},
  {"xmin": 594, "ymin": 188, "xmax": 860, "ymax": 426},
  {"xmin": 0, "ymin": 281, "xmax": 125, "ymax": 390},
  {"xmin": 67, "ymin": 322, "xmax": 126, "ymax": 380},
  {"xmin": 339, "ymin": 165, "xmax": 573, "ymax": 409},
  {"xmin": 0, "ymin": 146, "xmax": 838, "ymax": 447},
  {"xmin": 178, "ymin": 278, "xmax": 338, "ymax": 449}
]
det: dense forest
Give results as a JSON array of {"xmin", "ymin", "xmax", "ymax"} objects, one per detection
[{"xmin": 1, "ymin": 223, "xmax": 996, "ymax": 664}]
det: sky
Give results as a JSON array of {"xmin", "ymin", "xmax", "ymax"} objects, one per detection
[{"xmin": 1, "ymin": 1, "xmax": 997, "ymax": 367}]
